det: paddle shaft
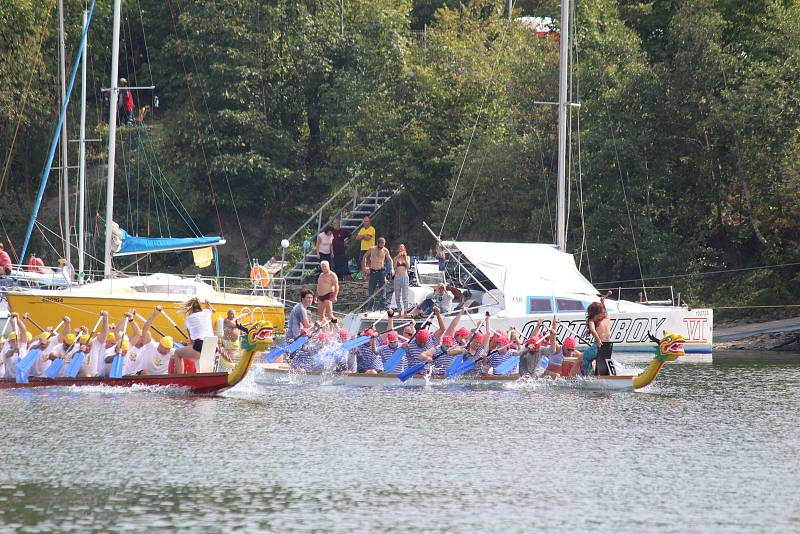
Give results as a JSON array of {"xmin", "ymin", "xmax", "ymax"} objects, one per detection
[
  {"xmin": 134, "ymin": 312, "xmax": 169, "ymax": 338},
  {"xmin": 160, "ymin": 309, "xmax": 190, "ymax": 340},
  {"xmin": 23, "ymin": 315, "xmax": 46, "ymax": 333}
]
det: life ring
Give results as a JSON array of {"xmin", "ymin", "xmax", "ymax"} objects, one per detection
[{"xmin": 250, "ymin": 265, "xmax": 270, "ymax": 288}]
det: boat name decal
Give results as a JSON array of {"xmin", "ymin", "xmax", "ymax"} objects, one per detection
[
  {"xmin": 41, "ymin": 297, "xmax": 64, "ymax": 303},
  {"xmin": 520, "ymin": 317, "xmax": 668, "ymax": 345}
]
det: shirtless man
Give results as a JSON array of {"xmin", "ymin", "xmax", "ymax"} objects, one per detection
[
  {"xmin": 316, "ymin": 260, "xmax": 339, "ymax": 321},
  {"xmin": 362, "ymin": 237, "xmax": 393, "ymax": 311},
  {"xmin": 584, "ymin": 294, "xmax": 615, "ymax": 375}
]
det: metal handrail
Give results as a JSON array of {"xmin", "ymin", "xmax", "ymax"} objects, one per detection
[{"xmin": 284, "ymin": 175, "xmax": 360, "ymax": 245}]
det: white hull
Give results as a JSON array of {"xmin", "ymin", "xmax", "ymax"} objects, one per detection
[{"xmin": 252, "ymin": 363, "xmax": 639, "ymax": 391}]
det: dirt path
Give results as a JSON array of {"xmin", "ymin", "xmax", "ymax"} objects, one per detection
[{"xmin": 714, "ymin": 316, "xmax": 800, "ymax": 352}]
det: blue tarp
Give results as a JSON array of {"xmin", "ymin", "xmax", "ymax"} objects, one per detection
[{"xmin": 114, "ymin": 228, "xmax": 223, "ymax": 256}]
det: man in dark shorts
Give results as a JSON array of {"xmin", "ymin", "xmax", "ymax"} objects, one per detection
[
  {"xmin": 315, "ymin": 260, "xmax": 339, "ymax": 321},
  {"xmin": 330, "ymin": 219, "xmax": 351, "ymax": 280}
]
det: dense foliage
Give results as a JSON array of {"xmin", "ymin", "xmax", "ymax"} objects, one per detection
[{"xmin": 1, "ymin": 0, "xmax": 798, "ymax": 309}]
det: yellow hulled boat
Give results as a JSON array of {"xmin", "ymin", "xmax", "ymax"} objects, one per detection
[{"xmin": 6, "ymin": 273, "xmax": 284, "ymax": 336}]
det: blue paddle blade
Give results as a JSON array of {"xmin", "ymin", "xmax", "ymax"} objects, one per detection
[
  {"xmin": 16, "ymin": 348, "xmax": 42, "ymax": 377},
  {"xmin": 383, "ymin": 347, "xmax": 405, "ymax": 373},
  {"xmin": 445, "ymin": 354, "xmax": 463, "ymax": 376},
  {"xmin": 539, "ymin": 356, "xmax": 550, "ymax": 369},
  {"xmin": 285, "ymin": 335, "xmax": 309, "ymax": 353},
  {"xmin": 45, "ymin": 359, "xmax": 65, "ymax": 379},
  {"xmin": 398, "ymin": 361, "xmax": 426, "ymax": 382},
  {"xmin": 494, "ymin": 355, "xmax": 520, "ymax": 375},
  {"xmin": 448, "ymin": 358, "xmax": 478, "ymax": 380},
  {"xmin": 65, "ymin": 351, "xmax": 85, "ymax": 378},
  {"xmin": 109, "ymin": 353, "xmax": 124, "ymax": 378},
  {"xmin": 16, "ymin": 367, "xmax": 29, "ymax": 384},
  {"xmin": 341, "ymin": 336, "xmax": 370, "ymax": 351},
  {"xmin": 264, "ymin": 344, "xmax": 288, "ymax": 363}
]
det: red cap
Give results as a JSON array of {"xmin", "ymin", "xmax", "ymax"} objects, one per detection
[
  {"xmin": 455, "ymin": 327, "xmax": 469, "ymax": 338},
  {"xmin": 495, "ymin": 335, "xmax": 509, "ymax": 345},
  {"xmin": 441, "ymin": 335, "xmax": 455, "ymax": 347},
  {"xmin": 318, "ymin": 332, "xmax": 331, "ymax": 343},
  {"xmin": 387, "ymin": 331, "xmax": 398, "ymax": 341},
  {"xmin": 563, "ymin": 336, "xmax": 577, "ymax": 350},
  {"xmin": 362, "ymin": 328, "xmax": 376, "ymax": 336},
  {"xmin": 415, "ymin": 329, "xmax": 430, "ymax": 345},
  {"xmin": 472, "ymin": 332, "xmax": 485, "ymax": 344},
  {"xmin": 339, "ymin": 329, "xmax": 349, "ymax": 341}
]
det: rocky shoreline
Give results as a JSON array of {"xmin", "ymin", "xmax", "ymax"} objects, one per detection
[{"xmin": 714, "ymin": 315, "xmax": 800, "ymax": 352}]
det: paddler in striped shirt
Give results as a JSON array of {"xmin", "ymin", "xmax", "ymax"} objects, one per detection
[
  {"xmin": 400, "ymin": 307, "xmax": 446, "ymax": 374},
  {"xmin": 487, "ymin": 334, "xmax": 517, "ymax": 375},
  {"xmin": 460, "ymin": 313, "xmax": 492, "ymax": 376},
  {"xmin": 419, "ymin": 308, "xmax": 467, "ymax": 374}
]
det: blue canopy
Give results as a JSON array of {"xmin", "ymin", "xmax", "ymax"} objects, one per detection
[{"xmin": 113, "ymin": 228, "xmax": 225, "ymax": 257}]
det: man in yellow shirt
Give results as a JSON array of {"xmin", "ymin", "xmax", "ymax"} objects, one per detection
[{"xmin": 356, "ymin": 216, "xmax": 375, "ymax": 251}]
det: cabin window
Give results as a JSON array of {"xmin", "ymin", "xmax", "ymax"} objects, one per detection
[
  {"xmin": 527, "ymin": 297, "xmax": 552, "ymax": 314},
  {"xmin": 556, "ymin": 299, "xmax": 585, "ymax": 312}
]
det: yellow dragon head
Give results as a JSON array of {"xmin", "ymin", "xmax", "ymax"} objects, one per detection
[
  {"xmin": 648, "ymin": 331, "xmax": 685, "ymax": 362},
  {"xmin": 240, "ymin": 321, "xmax": 275, "ymax": 352}
]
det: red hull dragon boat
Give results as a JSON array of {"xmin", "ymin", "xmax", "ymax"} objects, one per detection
[{"xmin": 0, "ymin": 322, "xmax": 274, "ymax": 395}]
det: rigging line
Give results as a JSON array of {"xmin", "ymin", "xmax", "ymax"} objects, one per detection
[
  {"xmin": 571, "ymin": 1, "xmax": 590, "ymax": 281},
  {"xmin": 0, "ymin": 0, "xmax": 58, "ymax": 194},
  {"xmin": 35, "ymin": 220, "xmax": 108, "ymax": 266},
  {"xmin": 139, "ymin": 126, "xmax": 203, "ymax": 236},
  {"xmin": 439, "ymin": 1, "xmax": 517, "ymax": 238},
  {"xmin": 164, "ymin": 0, "xmax": 224, "ymax": 238},
  {"xmin": 599, "ymin": 84, "xmax": 647, "ymax": 298},
  {"xmin": 134, "ymin": 0, "xmax": 155, "ymax": 91},
  {"xmin": 594, "ymin": 262, "xmax": 800, "ymax": 285},
  {"xmin": 0, "ymin": 217, "xmax": 20, "ymax": 263},
  {"xmin": 454, "ymin": 152, "xmax": 488, "ymax": 240},
  {"xmin": 175, "ymin": 0, "xmax": 250, "ymax": 260},
  {"xmin": 34, "ymin": 222, "xmax": 63, "ymax": 259}
]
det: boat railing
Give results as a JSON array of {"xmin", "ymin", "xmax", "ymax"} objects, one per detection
[{"xmin": 604, "ymin": 285, "xmax": 679, "ymax": 306}]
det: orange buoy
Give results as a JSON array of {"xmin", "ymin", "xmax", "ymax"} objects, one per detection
[{"xmin": 250, "ymin": 265, "xmax": 270, "ymax": 288}]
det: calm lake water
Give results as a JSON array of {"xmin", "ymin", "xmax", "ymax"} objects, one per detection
[{"xmin": 2, "ymin": 352, "xmax": 799, "ymax": 533}]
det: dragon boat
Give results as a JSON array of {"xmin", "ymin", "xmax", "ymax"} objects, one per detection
[
  {"xmin": 0, "ymin": 322, "xmax": 274, "ymax": 395},
  {"xmin": 253, "ymin": 332, "xmax": 685, "ymax": 391}
]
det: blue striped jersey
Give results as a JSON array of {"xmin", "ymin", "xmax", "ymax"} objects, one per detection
[
  {"xmin": 356, "ymin": 344, "xmax": 384, "ymax": 373},
  {"xmin": 431, "ymin": 347, "xmax": 455, "ymax": 374},
  {"xmin": 402, "ymin": 337, "xmax": 436, "ymax": 373},
  {"xmin": 489, "ymin": 349, "xmax": 517, "ymax": 376}
]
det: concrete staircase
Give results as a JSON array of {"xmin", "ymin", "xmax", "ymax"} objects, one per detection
[{"xmin": 282, "ymin": 186, "xmax": 398, "ymax": 283}]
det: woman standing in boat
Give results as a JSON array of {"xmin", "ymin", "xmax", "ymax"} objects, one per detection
[
  {"xmin": 173, "ymin": 298, "xmax": 215, "ymax": 373},
  {"xmin": 584, "ymin": 295, "xmax": 615, "ymax": 376}
]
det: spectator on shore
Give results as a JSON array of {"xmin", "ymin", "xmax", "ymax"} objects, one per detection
[
  {"xmin": 316, "ymin": 225, "xmax": 334, "ymax": 269},
  {"xmin": 362, "ymin": 237, "xmax": 393, "ymax": 311},
  {"xmin": 330, "ymin": 219, "xmax": 351, "ymax": 281},
  {"xmin": 316, "ymin": 260, "xmax": 339, "ymax": 321},
  {"xmin": 355, "ymin": 216, "xmax": 375, "ymax": 274}
]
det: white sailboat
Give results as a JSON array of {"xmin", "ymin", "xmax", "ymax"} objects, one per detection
[{"xmin": 342, "ymin": 0, "xmax": 713, "ymax": 356}]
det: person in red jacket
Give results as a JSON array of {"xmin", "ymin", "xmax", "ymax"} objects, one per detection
[
  {"xmin": 119, "ymin": 78, "xmax": 134, "ymax": 125},
  {"xmin": 0, "ymin": 243, "xmax": 12, "ymax": 276}
]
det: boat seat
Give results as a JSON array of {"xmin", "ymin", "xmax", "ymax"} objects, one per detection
[{"xmin": 198, "ymin": 336, "xmax": 218, "ymax": 373}]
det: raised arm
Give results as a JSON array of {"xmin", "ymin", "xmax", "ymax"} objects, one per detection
[
  {"xmin": 141, "ymin": 306, "xmax": 161, "ymax": 345},
  {"xmin": 96, "ymin": 311, "xmax": 109, "ymax": 344},
  {"xmin": 432, "ymin": 307, "xmax": 446, "ymax": 339},
  {"xmin": 443, "ymin": 308, "xmax": 466, "ymax": 339},
  {"xmin": 549, "ymin": 317, "xmax": 560, "ymax": 354},
  {"xmin": 482, "ymin": 312, "xmax": 491, "ymax": 352},
  {"xmin": 204, "ymin": 299, "xmax": 216, "ymax": 313},
  {"xmin": 58, "ymin": 315, "xmax": 71, "ymax": 344}
]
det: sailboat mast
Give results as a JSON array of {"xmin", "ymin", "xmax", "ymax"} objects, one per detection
[
  {"xmin": 104, "ymin": 0, "xmax": 122, "ymax": 278},
  {"xmin": 78, "ymin": 9, "xmax": 88, "ymax": 283},
  {"xmin": 556, "ymin": 0, "xmax": 570, "ymax": 252},
  {"xmin": 58, "ymin": 0, "xmax": 71, "ymax": 268}
]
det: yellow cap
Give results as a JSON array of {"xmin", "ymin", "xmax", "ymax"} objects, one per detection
[
  {"xmin": 64, "ymin": 333, "xmax": 76, "ymax": 345},
  {"xmin": 0, "ymin": 336, "xmax": 5, "ymax": 345},
  {"xmin": 39, "ymin": 332, "xmax": 52, "ymax": 342},
  {"xmin": 79, "ymin": 334, "xmax": 90, "ymax": 345},
  {"xmin": 159, "ymin": 336, "xmax": 174, "ymax": 350},
  {"xmin": 8, "ymin": 331, "xmax": 17, "ymax": 342},
  {"xmin": 106, "ymin": 332, "xmax": 116, "ymax": 343},
  {"xmin": 121, "ymin": 340, "xmax": 130, "ymax": 351},
  {"xmin": 26, "ymin": 332, "xmax": 33, "ymax": 342}
]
